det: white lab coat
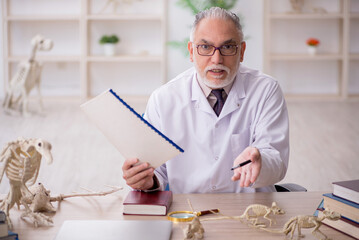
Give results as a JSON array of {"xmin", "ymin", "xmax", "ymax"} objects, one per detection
[{"xmin": 144, "ymin": 65, "xmax": 289, "ymax": 194}]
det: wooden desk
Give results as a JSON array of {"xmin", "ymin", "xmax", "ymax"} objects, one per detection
[{"xmin": 8, "ymin": 192, "xmax": 353, "ymax": 240}]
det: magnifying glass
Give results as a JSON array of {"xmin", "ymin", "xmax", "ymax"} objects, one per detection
[{"xmin": 167, "ymin": 209, "xmax": 219, "ymax": 222}]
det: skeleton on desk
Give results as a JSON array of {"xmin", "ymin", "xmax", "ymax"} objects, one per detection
[
  {"xmin": 0, "ymin": 138, "xmax": 53, "ymax": 228},
  {"xmin": 0, "ymin": 138, "xmax": 122, "ymax": 228}
]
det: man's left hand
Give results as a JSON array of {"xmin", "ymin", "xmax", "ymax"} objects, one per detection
[{"xmin": 231, "ymin": 146, "xmax": 262, "ymax": 187}]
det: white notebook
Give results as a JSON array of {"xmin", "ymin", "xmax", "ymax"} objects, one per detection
[
  {"xmin": 54, "ymin": 220, "xmax": 172, "ymax": 240},
  {"xmin": 81, "ymin": 89, "xmax": 184, "ymax": 168}
]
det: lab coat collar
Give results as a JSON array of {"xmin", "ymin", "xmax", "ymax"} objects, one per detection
[
  {"xmin": 191, "ymin": 66, "xmax": 246, "ymax": 119},
  {"xmin": 191, "ymin": 72, "xmax": 214, "ymax": 115}
]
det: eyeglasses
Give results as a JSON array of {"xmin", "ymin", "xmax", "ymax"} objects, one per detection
[{"xmin": 194, "ymin": 44, "xmax": 239, "ymax": 56}]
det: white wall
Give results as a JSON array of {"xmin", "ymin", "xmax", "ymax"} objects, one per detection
[{"xmin": 0, "ymin": 0, "xmax": 264, "ymax": 98}]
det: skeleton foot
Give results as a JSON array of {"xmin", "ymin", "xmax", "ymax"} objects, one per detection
[
  {"xmin": 20, "ymin": 210, "xmax": 53, "ymax": 228},
  {"xmin": 294, "ymin": 234, "xmax": 305, "ymax": 240},
  {"xmin": 3, "ymin": 108, "xmax": 21, "ymax": 116},
  {"xmin": 195, "ymin": 232, "xmax": 204, "ymax": 239},
  {"xmin": 256, "ymin": 223, "xmax": 267, "ymax": 227},
  {"xmin": 250, "ymin": 220, "xmax": 266, "ymax": 227},
  {"xmin": 6, "ymin": 216, "xmax": 13, "ymax": 230}
]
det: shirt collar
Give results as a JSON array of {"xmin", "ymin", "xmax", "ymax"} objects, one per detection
[{"xmin": 196, "ymin": 74, "xmax": 234, "ymax": 97}]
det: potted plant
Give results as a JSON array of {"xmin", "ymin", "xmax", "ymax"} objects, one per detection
[
  {"xmin": 99, "ymin": 34, "xmax": 120, "ymax": 56},
  {"xmin": 306, "ymin": 38, "xmax": 320, "ymax": 55}
]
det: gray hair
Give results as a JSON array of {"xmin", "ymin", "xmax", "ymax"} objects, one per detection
[{"xmin": 190, "ymin": 7, "xmax": 243, "ymax": 42}]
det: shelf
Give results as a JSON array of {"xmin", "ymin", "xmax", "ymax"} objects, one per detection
[
  {"xmin": 7, "ymin": 56, "xmax": 81, "ymax": 62},
  {"xmin": 269, "ymin": 53, "xmax": 343, "ymax": 61},
  {"xmin": 87, "ymin": 55, "xmax": 162, "ymax": 62},
  {"xmin": 264, "ymin": 0, "xmax": 358, "ymax": 99},
  {"xmin": 87, "ymin": 14, "xmax": 162, "ymax": 21},
  {"xmin": 269, "ymin": 13, "xmax": 344, "ymax": 19},
  {"xmin": 5, "ymin": 15, "xmax": 80, "ymax": 21},
  {"xmin": 1, "ymin": 0, "xmax": 167, "ymax": 98},
  {"xmin": 350, "ymin": 13, "xmax": 359, "ymax": 18},
  {"xmin": 350, "ymin": 54, "xmax": 359, "ymax": 60}
]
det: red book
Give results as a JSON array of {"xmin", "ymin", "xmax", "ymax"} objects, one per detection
[
  {"xmin": 123, "ymin": 191, "xmax": 173, "ymax": 216},
  {"xmin": 333, "ymin": 179, "xmax": 359, "ymax": 204}
]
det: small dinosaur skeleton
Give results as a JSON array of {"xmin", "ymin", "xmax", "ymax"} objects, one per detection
[
  {"xmin": 184, "ymin": 216, "xmax": 204, "ymax": 240},
  {"xmin": 19, "ymin": 183, "xmax": 122, "ymax": 227},
  {"xmin": 201, "ymin": 202, "xmax": 285, "ymax": 228},
  {"xmin": 259, "ymin": 209, "xmax": 341, "ymax": 240},
  {"xmin": 0, "ymin": 138, "xmax": 123, "ymax": 228},
  {"xmin": 3, "ymin": 35, "xmax": 53, "ymax": 116},
  {"xmin": 237, "ymin": 202, "xmax": 285, "ymax": 227},
  {"xmin": 0, "ymin": 138, "xmax": 53, "ymax": 228},
  {"xmin": 183, "ymin": 199, "xmax": 205, "ymax": 240}
]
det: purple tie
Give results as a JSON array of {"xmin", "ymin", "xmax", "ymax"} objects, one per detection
[{"xmin": 212, "ymin": 89, "xmax": 224, "ymax": 117}]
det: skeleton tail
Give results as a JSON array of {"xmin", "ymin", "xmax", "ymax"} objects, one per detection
[
  {"xmin": 259, "ymin": 227, "xmax": 283, "ymax": 234},
  {"xmin": 238, "ymin": 206, "xmax": 251, "ymax": 219}
]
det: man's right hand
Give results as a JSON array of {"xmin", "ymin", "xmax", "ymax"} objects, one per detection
[{"xmin": 122, "ymin": 158, "xmax": 155, "ymax": 190}]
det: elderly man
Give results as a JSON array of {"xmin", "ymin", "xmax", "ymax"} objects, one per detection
[{"xmin": 122, "ymin": 7, "xmax": 289, "ymax": 193}]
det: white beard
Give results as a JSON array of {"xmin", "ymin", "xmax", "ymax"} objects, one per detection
[{"xmin": 194, "ymin": 58, "xmax": 238, "ymax": 89}]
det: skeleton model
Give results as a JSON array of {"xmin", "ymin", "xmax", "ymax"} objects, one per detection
[
  {"xmin": 202, "ymin": 202, "xmax": 285, "ymax": 228},
  {"xmin": 183, "ymin": 216, "xmax": 204, "ymax": 240},
  {"xmin": 260, "ymin": 209, "xmax": 341, "ymax": 240},
  {"xmin": 0, "ymin": 138, "xmax": 122, "ymax": 228},
  {"xmin": 182, "ymin": 201, "xmax": 285, "ymax": 239},
  {"xmin": 19, "ymin": 183, "xmax": 122, "ymax": 227},
  {"xmin": 238, "ymin": 202, "xmax": 285, "ymax": 227},
  {"xmin": 183, "ymin": 199, "xmax": 205, "ymax": 240},
  {"xmin": 3, "ymin": 35, "xmax": 53, "ymax": 116},
  {"xmin": 0, "ymin": 138, "xmax": 53, "ymax": 228}
]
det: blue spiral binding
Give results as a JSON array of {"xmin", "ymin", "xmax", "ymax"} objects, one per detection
[{"xmin": 109, "ymin": 89, "xmax": 184, "ymax": 153}]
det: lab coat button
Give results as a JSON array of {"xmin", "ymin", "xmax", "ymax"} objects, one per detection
[
  {"xmin": 212, "ymin": 186, "xmax": 216, "ymax": 190},
  {"xmin": 215, "ymin": 156, "xmax": 219, "ymax": 160}
]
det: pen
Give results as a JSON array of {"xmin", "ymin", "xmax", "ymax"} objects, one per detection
[{"xmin": 231, "ymin": 159, "xmax": 251, "ymax": 171}]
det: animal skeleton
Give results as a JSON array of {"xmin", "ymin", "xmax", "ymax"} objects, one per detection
[
  {"xmin": 183, "ymin": 199, "xmax": 205, "ymax": 240},
  {"xmin": 202, "ymin": 202, "xmax": 285, "ymax": 228},
  {"xmin": 238, "ymin": 202, "xmax": 285, "ymax": 227},
  {"xmin": 260, "ymin": 209, "xmax": 341, "ymax": 240},
  {"xmin": 183, "ymin": 216, "xmax": 204, "ymax": 240},
  {"xmin": 19, "ymin": 183, "xmax": 122, "ymax": 227},
  {"xmin": 0, "ymin": 138, "xmax": 123, "ymax": 228},
  {"xmin": 0, "ymin": 138, "xmax": 53, "ymax": 228},
  {"xmin": 3, "ymin": 35, "xmax": 53, "ymax": 116},
  {"xmin": 180, "ymin": 200, "xmax": 339, "ymax": 239}
]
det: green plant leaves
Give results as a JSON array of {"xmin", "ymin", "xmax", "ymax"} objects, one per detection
[{"xmin": 99, "ymin": 35, "xmax": 120, "ymax": 44}]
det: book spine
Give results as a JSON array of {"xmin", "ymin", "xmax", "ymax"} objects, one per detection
[
  {"xmin": 109, "ymin": 89, "xmax": 184, "ymax": 153},
  {"xmin": 323, "ymin": 193, "xmax": 359, "ymax": 209},
  {"xmin": 166, "ymin": 191, "xmax": 173, "ymax": 212}
]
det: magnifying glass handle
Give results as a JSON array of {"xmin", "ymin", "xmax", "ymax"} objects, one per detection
[{"xmin": 197, "ymin": 209, "xmax": 219, "ymax": 216}]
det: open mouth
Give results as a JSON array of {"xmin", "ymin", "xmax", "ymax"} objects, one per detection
[
  {"xmin": 208, "ymin": 69, "xmax": 226, "ymax": 78},
  {"xmin": 210, "ymin": 69, "xmax": 224, "ymax": 73}
]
